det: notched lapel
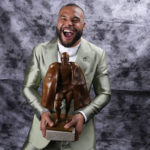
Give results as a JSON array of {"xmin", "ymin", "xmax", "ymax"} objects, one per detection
[
  {"xmin": 45, "ymin": 38, "xmax": 58, "ymax": 69},
  {"xmin": 76, "ymin": 38, "xmax": 95, "ymax": 76}
]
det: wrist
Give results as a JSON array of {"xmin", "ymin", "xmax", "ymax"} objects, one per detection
[
  {"xmin": 41, "ymin": 110, "xmax": 50, "ymax": 119},
  {"xmin": 77, "ymin": 112, "xmax": 85, "ymax": 123},
  {"xmin": 40, "ymin": 108, "xmax": 50, "ymax": 115},
  {"xmin": 78, "ymin": 111, "xmax": 87, "ymax": 122}
]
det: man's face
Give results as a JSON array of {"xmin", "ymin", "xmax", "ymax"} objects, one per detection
[{"xmin": 57, "ymin": 6, "xmax": 85, "ymax": 47}]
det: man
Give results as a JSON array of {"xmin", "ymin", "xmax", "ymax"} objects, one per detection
[{"xmin": 22, "ymin": 3, "xmax": 111, "ymax": 150}]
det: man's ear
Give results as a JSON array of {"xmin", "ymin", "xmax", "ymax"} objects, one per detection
[{"xmin": 83, "ymin": 22, "xmax": 86, "ymax": 28}]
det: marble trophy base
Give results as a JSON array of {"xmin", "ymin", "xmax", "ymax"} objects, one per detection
[{"xmin": 46, "ymin": 113, "xmax": 75, "ymax": 141}]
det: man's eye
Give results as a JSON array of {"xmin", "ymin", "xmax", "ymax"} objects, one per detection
[
  {"xmin": 72, "ymin": 19, "xmax": 80, "ymax": 23},
  {"xmin": 60, "ymin": 17, "xmax": 67, "ymax": 21}
]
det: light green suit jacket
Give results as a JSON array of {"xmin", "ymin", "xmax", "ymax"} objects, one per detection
[{"xmin": 23, "ymin": 37, "xmax": 111, "ymax": 150}]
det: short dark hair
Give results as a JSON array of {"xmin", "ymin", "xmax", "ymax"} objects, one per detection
[{"xmin": 59, "ymin": 3, "xmax": 84, "ymax": 15}]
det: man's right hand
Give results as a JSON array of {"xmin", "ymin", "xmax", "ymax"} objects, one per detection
[{"xmin": 40, "ymin": 111, "xmax": 54, "ymax": 138}]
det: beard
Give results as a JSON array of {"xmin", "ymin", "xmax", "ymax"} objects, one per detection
[{"xmin": 56, "ymin": 26, "xmax": 83, "ymax": 47}]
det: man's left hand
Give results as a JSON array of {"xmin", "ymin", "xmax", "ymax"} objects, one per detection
[{"xmin": 64, "ymin": 113, "xmax": 84, "ymax": 141}]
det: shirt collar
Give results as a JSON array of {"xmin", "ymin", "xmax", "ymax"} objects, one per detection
[{"xmin": 57, "ymin": 41, "xmax": 80, "ymax": 57}]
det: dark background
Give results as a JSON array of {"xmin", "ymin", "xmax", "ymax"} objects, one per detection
[{"xmin": 0, "ymin": 0, "xmax": 150, "ymax": 150}]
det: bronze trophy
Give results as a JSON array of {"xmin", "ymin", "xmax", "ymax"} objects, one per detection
[{"xmin": 41, "ymin": 52, "xmax": 91, "ymax": 141}]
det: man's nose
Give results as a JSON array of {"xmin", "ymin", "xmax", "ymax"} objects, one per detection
[{"xmin": 65, "ymin": 20, "xmax": 73, "ymax": 26}]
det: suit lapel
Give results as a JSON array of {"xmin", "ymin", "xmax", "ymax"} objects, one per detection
[
  {"xmin": 76, "ymin": 38, "xmax": 93, "ymax": 76},
  {"xmin": 45, "ymin": 38, "xmax": 58, "ymax": 69}
]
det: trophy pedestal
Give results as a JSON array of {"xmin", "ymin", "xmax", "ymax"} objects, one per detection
[{"xmin": 46, "ymin": 113, "xmax": 75, "ymax": 141}]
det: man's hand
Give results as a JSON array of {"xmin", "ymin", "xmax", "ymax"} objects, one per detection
[
  {"xmin": 64, "ymin": 113, "xmax": 84, "ymax": 141},
  {"xmin": 40, "ymin": 111, "xmax": 54, "ymax": 138}
]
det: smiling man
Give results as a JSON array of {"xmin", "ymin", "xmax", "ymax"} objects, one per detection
[
  {"xmin": 22, "ymin": 3, "xmax": 111, "ymax": 150},
  {"xmin": 56, "ymin": 5, "xmax": 85, "ymax": 47}
]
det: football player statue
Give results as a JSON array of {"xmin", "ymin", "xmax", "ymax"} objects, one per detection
[{"xmin": 41, "ymin": 52, "xmax": 91, "ymax": 125}]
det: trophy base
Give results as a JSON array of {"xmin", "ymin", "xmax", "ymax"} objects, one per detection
[{"xmin": 46, "ymin": 113, "xmax": 75, "ymax": 141}]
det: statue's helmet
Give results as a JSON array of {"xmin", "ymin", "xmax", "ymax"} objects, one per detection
[{"xmin": 61, "ymin": 52, "xmax": 69, "ymax": 62}]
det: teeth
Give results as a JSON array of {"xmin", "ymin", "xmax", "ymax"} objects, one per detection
[{"xmin": 64, "ymin": 29, "xmax": 73, "ymax": 33}]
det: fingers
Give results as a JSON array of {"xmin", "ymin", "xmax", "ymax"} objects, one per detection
[
  {"xmin": 40, "ymin": 119, "xmax": 47, "ymax": 137},
  {"xmin": 64, "ymin": 113, "xmax": 84, "ymax": 141},
  {"xmin": 40, "ymin": 111, "xmax": 54, "ymax": 138},
  {"xmin": 64, "ymin": 119, "xmax": 76, "ymax": 129},
  {"xmin": 75, "ymin": 119, "xmax": 83, "ymax": 140},
  {"xmin": 46, "ymin": 117, "xmax": 54, "ymax": 127}
]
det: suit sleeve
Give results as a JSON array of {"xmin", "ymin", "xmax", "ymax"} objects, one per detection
[
  {"xmin": 79, "ymin": 50, "xmax": 111, "ymax": 121},
  {"xmin": 23, "ymin": 46, "xmax": 46, "ymax": 118}
]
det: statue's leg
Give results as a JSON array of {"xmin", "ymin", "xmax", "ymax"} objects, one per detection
[
  {"xmin": 55, "ymin": 93, "xmax": 63, "ymax": 125},
  {"xmin": 65, "ymin": 91, "xmax": 73, "ymax": 122}
]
